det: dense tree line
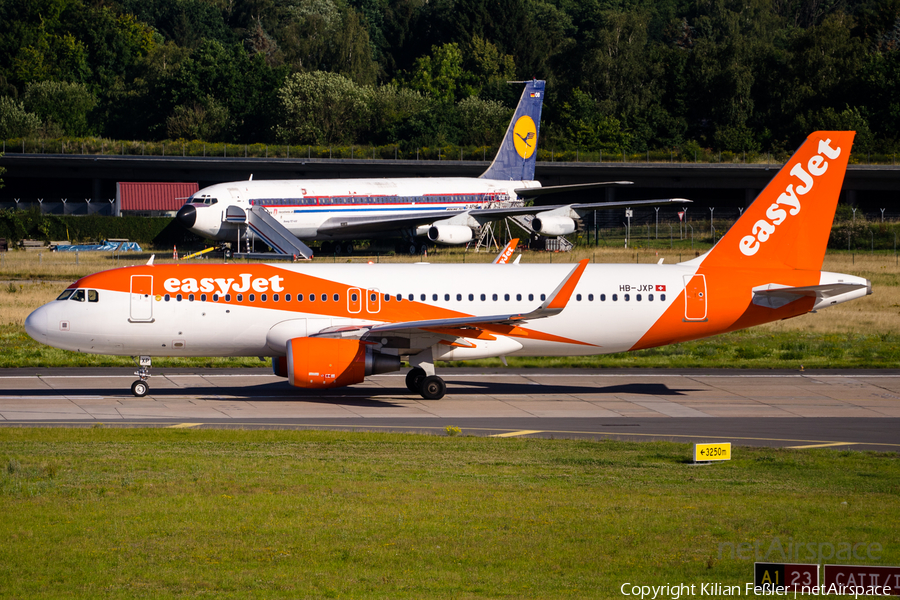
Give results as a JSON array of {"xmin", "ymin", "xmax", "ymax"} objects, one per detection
[{"xmin": 1, "ymin": 0, "xmax": 899, "ymax": 154}]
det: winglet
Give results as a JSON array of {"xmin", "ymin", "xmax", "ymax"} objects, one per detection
[
  {"xmin": 493, "ymin": 238, "xmax": 519, "ymax": 264},
  {"xmin": 146, "ymin": 254, "xmax": 155, "ymax": 266},
  {"xmin": 543, "ymin": 259, "xmax": 589, "ymax": 311}
]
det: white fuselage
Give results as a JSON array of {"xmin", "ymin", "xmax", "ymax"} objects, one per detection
[{"xmin": 186, "ymin": 178, "xmax": 538, "ymax": 242}]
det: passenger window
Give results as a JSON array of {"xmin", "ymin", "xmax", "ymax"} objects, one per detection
[
  {"xmin": 420, "ymin": 294, "xmax": 426, "ymax": 301},
  {"xmin": 370, "ymin": 293, "xmax": 376, "ymax": 302},
  {"xmin": 649, "ymin": 294, "xmax": 653, "ymax": 301},
  {"xmin": 309, "ymin": 294, "xmax": 315, "ymax": 302},
  {"xmin": 351, "ymin": 293, "xmax": 358, "ymax": 302},
  {"xmin": 262, "ymin": 294, "xmax": 268, "ymax": 302},
  {"xmin": 87, "ymin": 290, "xmax": 99, "ymax": 303},
  {"xmin": 384, "ymin": 294, "xmax": 390, "ymax": 302},
  {"xmin": 201, "ymin": 294, "xmax": 207, "ymax": 302},
  {"xmin": 334, "ymin": 294, "xmax": 340, "ymax": 302},
  {"xmin": 600, "ymin": 294, "xmax": 605, "ymax": 301},
  {"xmin": 612, "ymin": 294, "xmax": 618, "ymax": 301},
  {"xmin": 468, "ymin": 294, "xmax": 474, "ymax": 301},
  {"xmin": 285, "ymin": 294, "xmax": 291, "ymax": 301},
  {"xmin": 71, "ymin": 289, "xmax": 86, "ymax": 302},
  {"xmin": 408, "ymin": 294, "xmax": 414, "ymax": 301},
  {"xmin": 540, "ymin": 294, "xmax": 546, "ymax": 301},
  {"xmin": 457, "ymin": 294, "xmax": 462, "ymax": 301},
  {"xmin": 528, "ymin": 294, "xmax": 534, "ymax": 301},
  {"xmin": 576, "ymin": 294, "xmax": 582, "ymax": 301},
  {"xmin": 249, "ymin": 294, "xmax": 256, "ymax": 302},
  {"xmin": 636, "ymin": 294, "xmax": 642, "ymax": 301},
  {"xmin": 213, "ymin": 294, "xmax": 219, "ymax": 302},
  {"xmin": 661, "ymin": 294, "xmax": 666, "ymax": 301},
  {"xmin": 176, "ymin": 294, "xmax": 183, "ymax": 302},
  {"xmin": 297, "ymin": 294, "xmax": 303, "ymax": 301},
  {"xmin": 396, "ymin": 294, "xmax": 401, "ymax": 302},
  {"xmin": 321, "ymin": 294, "xmax": 327, "ymax": 302},
  {"xmin": 588, "ymin": 294, "xmax": 594, "ymax": 301},
  {"xmin": 164, "ymin": 294, "xmax": 170, "ymax": 302},
  {"xmin": 57, "ymin": 289, "xmax": 74, "ymax": 301},
  {"xmin": 237, "ymin": 294, "xmax": 243, "ymax": 302},
  {"xmin": 188, "ymin": 294, "xmax": 195, "ymax": 302},
  {"xmin": 516, "ymin": 294, "xmax": 521, "ymax": 301},
  {"xmin": 273, "ymin": 294, "xmax": 278, "ymax": 302},
  {"xmin": 504, "ymin": 294, "xmax": 510, "ymax": 301},
  {"xmin": 225, "ymin": 294, "xmax": 231, "ymax": 302},
  {"xmin": 444, "ymin": 294, "xmax": 450, "ymax": 301},
  {"xmin": 625, "ymin": 294, "xmax": 630, "ymax": 301},
  {"xmin": 432, "ymin": 294, "xmax": 438, "ymax": 301},
  {"xmin": 480, "ymin": 294, "xmax": 486, "ymax": 301},
  {"xmin": 492, "ymin": 294, "xmax": 498, "ymax": 301}
]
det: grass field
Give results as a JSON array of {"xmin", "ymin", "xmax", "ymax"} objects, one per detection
[
  {"xmin": 0, "ymin": 247, "xmax": 897, "ymax": 369},
  {"xmin": 0, "ymin": 428, "xmax": 897, "ymax": 599}
]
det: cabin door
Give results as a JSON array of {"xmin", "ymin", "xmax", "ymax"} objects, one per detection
[
  {"xmin": 683, "ymin": 274, "xmax": 708, "ymax": 321},
  {"xmin": 130, "ymin": 275, "xmax": 153, "ymax": 322}
]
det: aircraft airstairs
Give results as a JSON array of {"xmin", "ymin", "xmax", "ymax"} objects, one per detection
[{"xmin": 244, "ymin": 206, "xmax": 314, "ymax": 259}]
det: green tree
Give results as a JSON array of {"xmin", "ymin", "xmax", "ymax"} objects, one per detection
[
  {"xmin": 456, "ymin": 96, "xmax": 510, "ymax": 146},
  {"xmin": 23, "ymin": 81, "xmax": 97, "ymax": 136},
  {"xmin": 409, "ymin": 43, "xmax": 467, "ymax": 103},
  {"xmin": 0, "ymin": 97, "xmax": 42, "ymax": 138},
  {"xmin": 276, "ymin": 70, "xmax": 370, "ymax": 144}
]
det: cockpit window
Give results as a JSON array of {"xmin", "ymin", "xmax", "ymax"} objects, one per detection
[
  {"xmin": 204, "ymin": 198, "xmax": 218, "ymax": 205},
  {"xmin": 87, "ymin": 290, "xmax": 99, "ymax": 302},
  {"xmin": 70, "ymin": 289, "xmax": 85, "ymax": 302},
  {"xmin": 56, "ymin": 289, "xmax": 74, "ymax": 301}
]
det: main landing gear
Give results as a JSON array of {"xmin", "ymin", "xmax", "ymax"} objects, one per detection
[
  {"xmin": 406, "ymin": 348, "xmax": 445, "ymax": 399},
  {"xmin": 131, "ymin": 355, "xmax": 151, "ymax": 397}
]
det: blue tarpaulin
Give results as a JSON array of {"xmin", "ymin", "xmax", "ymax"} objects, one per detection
[{"xmin": 54, "ymin": 240, "xmax": 142, "ymax": 252}]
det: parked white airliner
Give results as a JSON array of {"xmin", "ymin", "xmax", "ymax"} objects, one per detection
[
  {"xmin": 174, "ymin": 80, "xmax": 678, "ymax": 255},
  {"xmin": 26, "ymin": 132, "xmax": 869, "ymax": 400}
]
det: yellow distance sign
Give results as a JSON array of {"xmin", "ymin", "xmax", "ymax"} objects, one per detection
[
  {"xmin": 513, "ymin": 116, "xmax": 537, "ymax": 159},
  {"xmin": 694, "ymin": 442, "xmax": 731, "ymax": 462}
]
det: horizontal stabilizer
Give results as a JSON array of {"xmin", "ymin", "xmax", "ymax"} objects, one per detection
[{"xmin": 752, "ymin": 282, "xmax": 870, "ymax": 310}]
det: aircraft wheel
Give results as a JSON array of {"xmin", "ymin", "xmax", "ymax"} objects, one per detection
[
  {"xmin": 131, "ymin": 380, "xmax": 149, "ymax": 397},
  {"xmin": 419, "ymin": 375, "xmax": 446, "ymax": 400},
  {"xmin": 405, "ymin": 367, "xmax": 426, "ymax": 393},
  {"xmin": 417, "ymin": 242, "xmax": 428, "ymax": 255},
  {"xmin": 342, "ymin": 242, "xmax": 354, "ymax": 256},
  {"xmin": 407, "ymin": 242, "xmax": 418, "ymax": 255}
]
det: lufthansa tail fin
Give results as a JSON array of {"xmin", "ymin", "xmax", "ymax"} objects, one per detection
[
  {"xmin": 695, "ymin": 131, "xmax": 854, "ymax": 272},
  {"xmin": 479, "ymin": 80, "xmax": 545, "ymax": 181}
]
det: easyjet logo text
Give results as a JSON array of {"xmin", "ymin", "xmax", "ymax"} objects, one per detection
[
  {"xmin": 739, "ymin": 138, "xmax": 841, "ymax": 257},
  {"xmin": 163, "ymin": 274, "xmax": 285, "ymax": 295}
]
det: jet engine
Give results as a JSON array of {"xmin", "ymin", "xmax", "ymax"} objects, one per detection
[
  {"xmin": 427, "ymin": 225, "xmax": 474, "ymax": 245},
  {"xmin": 285, "ymin": 337, "xmax": 400, "ymax": 389},
  {"xmin": 531, "ymin": 215, "xmax": 576, "ymax": 236}
]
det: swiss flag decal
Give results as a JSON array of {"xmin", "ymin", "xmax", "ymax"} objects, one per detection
[{"xmin": 655, "ymin": 285, "xmax": 666, "ymax": 291}]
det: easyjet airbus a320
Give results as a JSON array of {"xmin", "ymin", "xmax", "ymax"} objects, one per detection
[{"xmin": 26, "ymin": 132, "xmax": 869, "ymax": 399}]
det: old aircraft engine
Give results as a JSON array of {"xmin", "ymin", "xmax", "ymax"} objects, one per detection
[
  {"xmin": 281, "ymin": 337, "xmax": 400, "ymax": 389},
  {"xmin": 531, "ymin": 215, "xmax": 576, "ymax": 236},
  {"xmin": 427, "ymin": 225, "xmax": 474, "ymax": 245}
]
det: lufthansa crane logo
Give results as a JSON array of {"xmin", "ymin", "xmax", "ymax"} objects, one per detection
[{"xmin": 513, "ymin": 116, "xmax": 537, "ymax": 160}]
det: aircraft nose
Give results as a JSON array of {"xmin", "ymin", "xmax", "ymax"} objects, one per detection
[
  {"xmin": 24, "ymin": 306, "xmax": 48, "ymax": 342},
  {"xmin": 176, "ymin": 204, "xmax": 197, "ymax": 229}
]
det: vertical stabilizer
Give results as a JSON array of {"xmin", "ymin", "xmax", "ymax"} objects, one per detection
[
  {"xmin": 479, "ymin": 80, "xmax": 545, "ymax": 181},
  {"xmin": 696, "ymin": 131, "xmax": 854, "ymax": 272}
]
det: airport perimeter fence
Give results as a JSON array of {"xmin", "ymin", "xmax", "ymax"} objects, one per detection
[{"xmin": 4, "ymin": 137, "xmax": 900, "ymax": 166}]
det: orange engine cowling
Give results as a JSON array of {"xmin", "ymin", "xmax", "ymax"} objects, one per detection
[{"xmin": 286, "ymin": 337, "xmax": 400, "ymax": 389}]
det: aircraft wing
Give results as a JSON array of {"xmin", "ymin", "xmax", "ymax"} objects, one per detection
[
  {"xmin": 315, "ymin": 209, "xmax": 466, "ymax": 236},
  {"xmin": 312, "ymin": 260, "xmax": 589, "ymax": 340},
  {"xmin": 513, "ymin": 181, "xmax": 633, "ymax": 197},
  {"xmin": 751, "ymin": 282, "xmax": 870, "ymax": 309},
  {"xmin": 468, "ymin": 197, "xmax": 690, "ymax": 220}
]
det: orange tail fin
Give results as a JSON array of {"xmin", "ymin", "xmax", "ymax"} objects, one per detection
[{"xmin": 698, "ymin": 131, "xmax": 855, "ymax": 272}]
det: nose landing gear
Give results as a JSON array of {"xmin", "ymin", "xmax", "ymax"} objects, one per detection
[{"xmin": 131, "ymin": 355, "xmax": 151, "ymax": 397}]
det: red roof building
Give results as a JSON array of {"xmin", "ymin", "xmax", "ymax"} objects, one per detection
[{"xmin": 115, "ymin": 182, "xmax": 198, "ymax": 216}]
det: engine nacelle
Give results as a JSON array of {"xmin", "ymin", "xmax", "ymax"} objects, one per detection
[
  {"xmin": 272, "ymin": 356, "xmax": 288, "ymax": 378},
  {"xmin": 532, "ymin": 214, "xmax": 576, "ymax": 236},
  {"xmin": 427, "ymin": 225, "xmax": 474, "ymax": 245},
  {"xmin": 286, "ymin": 337, "xmax": 400, "ymax": 389}
]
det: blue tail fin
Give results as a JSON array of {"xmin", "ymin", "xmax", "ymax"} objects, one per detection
[{"xmin": 479, "ymin": 79, "xmax": 545, "ymax": 181}]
